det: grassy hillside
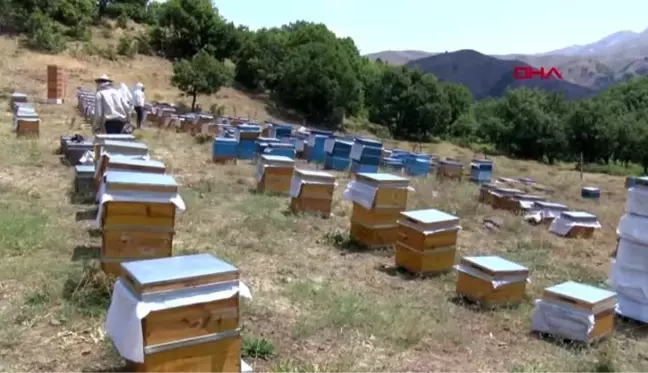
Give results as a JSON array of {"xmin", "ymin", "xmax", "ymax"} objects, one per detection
[
  {"xmin": 0, "ymin": 31, "xmax": 646, "ymax": 372},
  {"xmin": 365, "ymin": 50, "xmax": 435, "ymax": 65}
]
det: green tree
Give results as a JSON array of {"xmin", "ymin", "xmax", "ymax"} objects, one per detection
[{"xmin": 171, "ymin": 50, "xmax": 233, "ymax": 111}]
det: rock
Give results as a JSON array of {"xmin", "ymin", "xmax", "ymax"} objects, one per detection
[{"xmin": 482, "ymin": 217, "xmax": 504, "ymax": 231}]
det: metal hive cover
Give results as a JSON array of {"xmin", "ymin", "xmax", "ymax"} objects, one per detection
[
  {"xmin": 102, "ymin": 140, "xmax": 148, "ymax": 150},
  {"xmin": 561, "ymin": 211, "xmax": 597, "ymax": 221},
  {"xmin": 401, "ymin": 209, "xmax": 458, "ymax": 225},
  {"xmin": 463, "ymin": 256, "xmax": 528, "ymax": 273},
  {"xmin": 545, "ymin": 281, "xmax": 615, "ymax": 305},
  {"xmin": 108, "ymin": 157, "xmax": 165, "ymax": 168},
  {"xmin": 122, "ymin": 253, "xmax": 238, "ymax": 287},
  {"xmin": 295, "ymin": 169, "xmax": 334, "ymax": 178},
  {"xmin": 356, "ymin": 173, "xmax": 409, "ymax": 182},
  {"xmin": 104, "ymin": 171, "xmax": 178, "ymax": 187}
]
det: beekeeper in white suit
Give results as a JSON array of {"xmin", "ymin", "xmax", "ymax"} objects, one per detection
[
  {"xmin": 93, "ymin": 74, "xmax": 131, "ymax": 134},
  {"xmin": 132, "ymin": 83, "xmax": 146, "ymax": 128}
]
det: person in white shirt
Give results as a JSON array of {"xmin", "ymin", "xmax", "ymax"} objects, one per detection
[
  {"xmin": 93, "ymin": 74, "xmax": 131, "ymax": 134},
  {"xmin": 132, "ymin": 82, "xmax": 146, "ymax": 128}
]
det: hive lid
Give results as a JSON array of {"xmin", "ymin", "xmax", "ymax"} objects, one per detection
[
  {"xmin": 534, "ymin": 201, "xmax": 568, "ymax": 209},
  {"xmin": 479, "ymin": 183, "xmax": 498, "ymax": 190},
  {"xmin": 561, "ymin": 211, "xmax": 597, "ymax": 222},
  {"xmin": 355, "ymin": 173, "xmax": 409, "ymax": 188},
  {"xmin": 471, "ymin": 158, "xmax": 493, "ymax": 164},
  {"xmin": 104, "ymin": 171, "xmax": 178, "ymax": 193},
  {"xmin": 493, "ymin": 187, "xmax": 523, "ymax": 195},
  {"xmin": 513, "ymin": 194, "xmax": 545, "ymax": 201},
  {"xmin": 582, "ymin": 187, "xmax": 600, "ymax": 192},
  {"xmin": 294, "ymin": 168, "xmax": 335, "ymax": 180},
  {"xmin": 355, "ymin": 138, "xmax": 383, "ymax": 147},
  {"xmin": 260, "ymin": 155, "xmax": 294, "ymax": 164},
  {"xmin": 400, "ymin": 209, "xmax": 459, "ymax": 231},
  {"xmin": 461, "ymin": 256, "xmax": 528, "ymax": 276},
  {"xmin": 108, "ymin": 157, "xmax": 165, "ymax": 169},
  {"xmin": 94, "ymin": 134, "xmax": 135, "ymax": 143},
  {"xmin": 102, "ymin": 140, "xmax": 148, "ymax": 150},
  {"xmin": 634, "ymin": 176, "xmax": 648, "ymax": 187},
  {"xmin": 214, "ymin": 137, "xmax": 237, "ymax": 143},
  {"xmin": 439, "ymin": 160, "xmax": 463, "ymax": 167},
  {"xmin": 543, "ymin": 281, "xmax": 616, "ymax": 311},
  {"xmin": 121, "ymin": 253, "xmax": 239, "ymax": 291},
  {"xmin": 75, "ymin": 165, "xmax": 96, "ymax": 173}
]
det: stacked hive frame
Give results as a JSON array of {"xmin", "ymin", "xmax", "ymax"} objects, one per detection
[
  {"xmin": 105, "ymin": 254, "xmax": 252, "ymax": 372},
  {"xmin": 47, "ymin": 65, "xmax": 65, "ymax": 104},
  {"xmin": 94, "ymin": 155, "xmax": 166, "ymax": 195},
  {"xmin": 346, "ymin": 173, "xmax": 411, "ymax": 249},
  {"xmin": 256, "ymin": 155, "xmax": 295, "ymax": 194},
  {"xmin": 548, "ymin": 211, "xmax": 601, "ymax": 239},
  {"xmin": 394, "ymin": 209, "xmax": 460, "ymax": 274},
  {"xmin": 96, "ymin": 171, "xmax": 184, "ymax": 276}
]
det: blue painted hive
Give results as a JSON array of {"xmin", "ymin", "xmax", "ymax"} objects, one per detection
[
  {"xmin": 581, "ymin": 187, "xmax": 601, "ymax": 200},
  {"xmin": 235, "ymin": 125, "xmax": 261, "ymax": 160},
  {"xmin": 269, "ymin": 124, "xmax": 292, "ymax": 139},
  {"xmin": 212, "ymin": 137, "xmax": 238, "ymax": 159},
  {"xmin": 404, "ymin": 153, "xmax": 431, "ymax": 177},
  {"xmin": 470, "ymin": 159, "xmax": 494, "ymax": 184},
  {"xmin": 254, "ymin": 137, "xmax": 281, "ymax": 161},
  {"xmin": 350, "ymin": 138, "xmax": 383, "ymax": 167},
  {"xmin": 264, "ymin": 143, "xmax": 296, "ymax": 159},
  {"xmin": 382, "ymin": 157, "xmax": 405, "ymax": 173},
  {"xmin": 306, "ymin": 134, "xmax": 330, "ymax": 163},
  {"xmin": 323, "ymin": 138, "xmax": 353, "ymax": 171}
]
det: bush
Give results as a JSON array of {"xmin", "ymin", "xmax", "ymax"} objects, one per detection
[
  {"xmin": 25, "ymin": 13, "xmax": 66, "ymax": 53},
  {"xmin": 116, "ymin": 13, "xmax": 128, "ymax": 29},
  {"xmin": 117, "ymin": 35, "xmax": 137, "ymax": 57}
]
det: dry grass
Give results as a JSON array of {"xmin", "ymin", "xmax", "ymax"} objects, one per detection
[{"xmin": 0, "ymin": 33, "xmax": 647, "ymax": 372}]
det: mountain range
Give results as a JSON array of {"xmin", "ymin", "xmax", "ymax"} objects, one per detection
[{"xmin": 365, "ymin": 28, "xmax": 648, "ymax": 99}]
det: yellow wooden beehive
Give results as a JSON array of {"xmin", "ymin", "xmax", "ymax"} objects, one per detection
[
  {"xmin": 97, "ymin": 171, "xmax": 184, "ymax": 277},
  {"xmin": 16, "ymin": 118, "xmax": 40, "ymax": 137},
  {"xmin": 347, "ymin": 173, "xmax": 410, "ymax": 249},
  {"xmin": 289, "ymin": 169, "xmax": 336, "ymax": 216},
  {"xmin": 437, "ymin": 159, "xmax": 464, "ymax": 181},
  {"xmin": 531, "ymin": 281, "xmax": 616, "ymax": 342},
  {"xmin": 455, "ymin": 256, "xmax": 529, "ymax": 306},
  {"xmin": 395, "ymin": 209, "xmax": 459, "ymax": 274},
  {"xmin": 94, "ymin": 139, "xmax": 148, "ymax": 165},
  {"xmin": 256, "ymin": 155, "xmax": 295, "ymax": 194},
  {"xmin": 478, "ymin": 183, "xmax": 498, "ymax": 204},
  {"xmin": 489, "ymin": 187, "xmax": 524, "ymax": 210},
  {"xmin": 106, "ymin": 254, "xmax": 249, "ymax": 372},
  {"xmin": 505, "ymin": 194, "xmax": 546, "ymax": 214}
]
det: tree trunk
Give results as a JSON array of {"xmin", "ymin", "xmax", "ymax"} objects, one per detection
[{"xmin": 191, "ymin": 92, "xmax": 197, "ymax": 111}]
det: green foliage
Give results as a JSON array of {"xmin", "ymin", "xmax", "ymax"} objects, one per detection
[
  {"xmin": 116, "ymin": 34, "xmax": 137, "ymax": 57},
  {"xmin": 171, "ymin": 50, "xmax": 233, "ymax": 110}
]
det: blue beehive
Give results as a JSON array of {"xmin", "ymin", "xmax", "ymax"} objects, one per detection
[
  {"xmin": 470, "ymin": 158, "xmax": 494, "ymax": 184},
  {"xmin": 581, "ymin": 187, "xmax": 601, "ymax": 200},
  {"xmin": 382, "ymin": 156, "xmax": 405, "ymax": 173},
  {"xmin": 350, "ymin": 138, "xmax": 383, "ymax": 170},
  {"xmin": 323, "ymin": 138, "xmax": 352, "ymax": 171},
  {"xmin": 269, "ymin": 124, "xmax": 292, "ymax": 139},
  {"xmin": 235, "ymin": 124, "xmax": 261, "ymax": 160},
  {"xmin": 212, "ymin": 137, "xmax": 238, "ymax": 160},
  {"xmin": 255, "ymin": 137, "xmax": 281, "ymax": 161},
  {"xmin": 306, "ymin": 131, "xmax": 333, "ymax": 163},
  {"xmin": 404, "ymin": 153, "xmax": 431, "ymax": 177},
  {"xmin": 264, "ymin": 143, "xmax": 296, "ymax": 159}
]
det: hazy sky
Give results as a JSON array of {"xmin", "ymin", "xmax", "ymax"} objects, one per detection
[{"xmin": 212, "ymin": 0, "xmax": 648, "ymax": 55}]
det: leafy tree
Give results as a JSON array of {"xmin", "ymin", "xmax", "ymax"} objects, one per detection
[{"xmin": 171, "ymin": 50, "xmax": 233, "ymax": 111}]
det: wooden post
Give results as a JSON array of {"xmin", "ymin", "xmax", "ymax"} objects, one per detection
[{"xmin": 580, "ymin": 152, "xmax": 584, "ymax": 180}]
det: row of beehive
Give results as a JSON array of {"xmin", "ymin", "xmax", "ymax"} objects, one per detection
[
  {"xmin": 65, "ymin": 133, "xmax": 253, "ymax": 373},
  {"xmin": 9, "ymin": 92, "xmax": 40, "ymax": 137},
  {"xmin": 339, "ymin": 172, "xmax": 616, "ymax": 343},
  {"xmin": 479, "ymin": 180, "xmax": 602, "ymax": 239}
]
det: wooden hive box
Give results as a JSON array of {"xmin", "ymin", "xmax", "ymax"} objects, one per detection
[
  {"xmin": 489, "ymin": 187, "xmax": 524, "ymax": 210},
  {"xmin": 507, "ymin": 194, "xmax": 546, "ymax": 214},
  {"xmin": 395, "ymin": 209, "xmax": 460, "ymax": 274},
  {"xmin": 289, "ymin": 169, "xmax": 336, "ymax": 216},
  {"xmin": 95, "ymin": 140, "xmax": 148, "ymax": 164},
  {"xmin": 113, "ymin": 254, "xmax": 245, "ymax": 372},
  {"xmin": 349, "ymin": 221, "xmax": 400, "ymax": 249},
  {"xmin": 16, "ymin": 118, "xmax": 40, "ymax": 137},
  {"xmin": 75, "ymin": 165, "xmax": 96, "ymax": 195},
  {"xmin": 532, "ymin": 201, "xmax": 568, "ymax": 224},
  {"xmin": 98, "ymin": 171, "xmax": 182, "ymax": 276},
  {"xmin": 95, "ymin": 155, "xmax": 166, "ymax": 192},
  {"xmin": 354, "ymin": 173, "xmax": 410, "ymax": 209},
  {"xmin": 534, "ymin": 281, "xmax": 616, "ymax": 342},
  {"xmin": 478, "ymin": 183, "xmax": 498, "ymax": 204},
  {"xmin": 550, "ymin": 211, "xmax": 600, "ymax": 239},
  {"xmin": 437, "ymin": 160, "xmax": 464, "ymax": 181},
  {"xmin": 455, "ymin": 256, "xmax": 529, "ymax": 306},
  {"xmin": 256, "ymin": 155, "xmax": 295, "ymax": 194}
]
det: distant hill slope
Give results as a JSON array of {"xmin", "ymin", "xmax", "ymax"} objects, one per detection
[
  {"xmin": 365, "ymin": 50, "xmax": 435, "ymax": 65},
  {"xmin": 406, "ymin": 50, "xmax": 594, "ymax": 100},
  {"xmin": 369, "ymin": 28, "xmax": 648, "ymax": 94}
]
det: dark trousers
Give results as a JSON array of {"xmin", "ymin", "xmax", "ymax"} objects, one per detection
[
  {"xmin": 105, "ymin": 119, "xmax": 126, "ymax": 134},
  {"xmin": 134, "ymin": 106, "xmax": 144, "ymax": 128}
]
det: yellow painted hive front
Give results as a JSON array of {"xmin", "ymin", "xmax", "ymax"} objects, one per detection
[
  {"xmin": 350, "ymin": 221, "xmax": 400, "ymax": 249},
  {"xmin": 455, "ymin": 256, "xmax": 529, "ymax": 306},
  {"xmin": 257, "ymin": 155, "xmax": 295, "ymax": 194},
  {"xmin": 394, "ymin": 242, "xmax": 456, "ymax": 274},
  {"xmin": 353, "ymin": 173, "xmax": 410, "ymax": 209},
  {"xmin": 109, "ymin": 254, "xmax": 245, "ymax": 372},
  {"xmin": 396, "ymin": 209, "xmax": 460, "ymax": 251},
  {"xmin": 290, "ymin": 169, "xmax": 336, "ymax": 215},
  {"xmin": 16, "ymin": 119, "xmax": 40, "ymax": 137},
  {"xmin": 351, "ymin": 203, "xmax": 402, "ymax": 227}
]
